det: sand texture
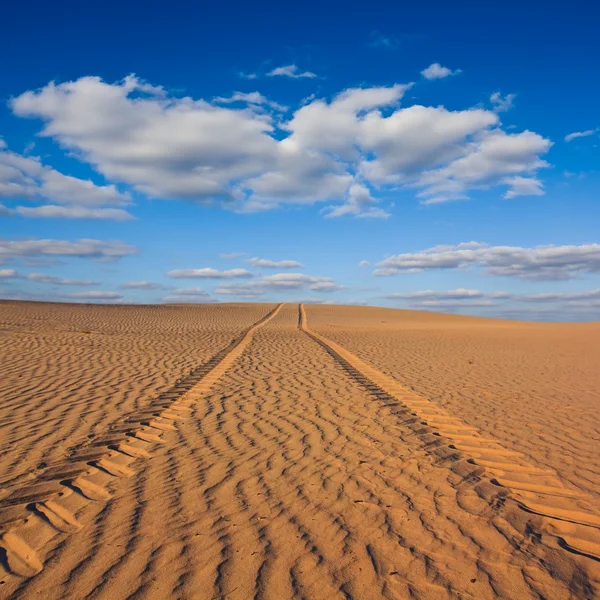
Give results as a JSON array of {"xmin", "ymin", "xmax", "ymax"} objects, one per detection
[
  {"xmin": 0, "ymin": 301, "xmax": 276, "ymax": 491},
  {"xmin": 0, "ymin": 302, "xmax": 598, "ymax": 599},
  {"xmin": 308, "ymin": 305, "xmax": 600, "ymax": 504}
]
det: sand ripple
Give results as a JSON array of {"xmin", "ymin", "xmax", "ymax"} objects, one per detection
[{"xmin": 0, "ymin": 303, "xmax": 597, "ymax": 599}]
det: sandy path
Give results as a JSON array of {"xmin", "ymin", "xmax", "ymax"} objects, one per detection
[
  {"xmin": 0, "ymin": 301, "xmax": 275, "ymax": 491},
  {"xmin": 1, "ymin": 304, "xmax": 597, "ymax": 599}
]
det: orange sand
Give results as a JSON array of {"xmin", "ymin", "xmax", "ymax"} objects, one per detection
[{"xmin": 0, "ymin": 301, "xmax": 598, "ymax": 599}]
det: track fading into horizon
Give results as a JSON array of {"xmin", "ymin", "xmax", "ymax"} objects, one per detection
[{"xmin": 0, "ymin": 303, "xmax": 598, "ymax": 599}]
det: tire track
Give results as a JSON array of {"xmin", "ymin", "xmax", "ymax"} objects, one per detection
[
  {"xmin": 4, "ymin": 302, "xmax": 597, "ymax": 599},
  {"xmin": 0, "ymin": 304, "xmax": 283, "ymax": 582},
  {"xmin": 299, "ymin": 303, "xmax": 600, "ymax": 565}
]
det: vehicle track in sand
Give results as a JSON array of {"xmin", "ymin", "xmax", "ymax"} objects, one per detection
[
  {"xmin": 0, "ymin": 303, "xmax": 598, "ymax": 599},
  {"xmin": 299, "ymin": 304, "xmax": 600, "ymax": 567},
  {"xmin": 0, "ymin": 304, "xmax": 283, "ymax": 584},
  {"xmin": 0, "ymin": 302, "xmax": 276, "ymax": 490}
]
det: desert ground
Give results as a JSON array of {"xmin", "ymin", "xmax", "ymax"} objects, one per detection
[{"xmin": 0, "ymin": 301, "xmax": 598, "ymax": 599}]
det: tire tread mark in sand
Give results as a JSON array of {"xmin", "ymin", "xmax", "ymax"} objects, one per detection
[
  {"xmin": 299, "ymin": 303, "xmax": 600, "ymax": 564},
  {"xmin": 0, "ymin": 304, "xmax": 283, "ymax": 580}
]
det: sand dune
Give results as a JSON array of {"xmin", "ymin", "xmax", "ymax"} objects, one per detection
[{"xmin": 0, "ymin": 302, "xmax": 598, "ymax": 599}]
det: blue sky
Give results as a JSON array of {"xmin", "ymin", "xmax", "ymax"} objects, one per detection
[{"xmin": 1, "ymin": 0, "xmax": 599, "ymax": 320}]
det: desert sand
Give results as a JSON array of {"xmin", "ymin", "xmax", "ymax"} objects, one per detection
[{"xmin": 0, "ymin": 301, "xmax": 598, "ymax": 599}]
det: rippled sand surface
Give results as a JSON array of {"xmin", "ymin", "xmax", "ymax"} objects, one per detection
[
  {"xmin": 0, "ymin": 302, "xmax": 598, "ymax": 599},
  {"xmin": 0, "ymin": 301, "xmax": 275, "ymax": 489},
  {"xmin": 308, "ymin": 305, "xmax": 600, "ymax": 503}
]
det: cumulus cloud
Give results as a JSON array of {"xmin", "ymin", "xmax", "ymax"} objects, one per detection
[
  {"xmin": 383, "ymin": 287, "xmax": 600, "ymax": 314},
  {"xmin": 408, "ymin": 299, "xmax": 495, "ymax": 308},
  {"xmin": 39, "ymin": 170, "xmax": 130, "ymax": 206},
  {"xmin": 515, "ymin": 289, "xmax": 600, "ymax": 303},
  {"xmin": 170, "ymin": 287, "xmax": 210, "ymax": 296},
  {"xmin": 166, "ymin": 267, "xmax": 253, "ymax": 279},
  {"xmin": 0, "ymin": 238, "xmax": 138, "ymax": 263},
  {"xmin": 267, "ymin": 65, "xmax": 317, "ymax": 79},
  {"xmin": 503, "ymin": 176, "xmax": 544, "ymax": 199},
  {"xmin": 383, "ymin": 288, "xmax": 496, "ymax": 310},
  {"xmin": 564, "ymin": 128, "xmax": 598, "ymax": 142},
  {"xmin": 359, "ymin": 260, "xmax": 371, "ymax": 268},
  {"xmin": 12, "ymin": 76, "xmax": 279, "ymax": 203},
  {"xmin": 421, "ymin": 63, "xmax": 459, "ymax": 80},
  {"xmin": 0, "ymin": 268, "xmax": 18, "ymax": 278},
  {"xmin": 60, "ymin": 291, "xmax": 123, "ymax": 300},
  {"xmin": 0, "ymin": 143, "xmax": 133, "ymax": 220},
  {"xmin": 219, "ymin": 252, "xmax": 245, "ymax": 259},
  {"xmin": 10, "ymin": 74, "xmax": 552, "ymax": 217},
  {"xmin": 415, "ymin": 129, "xmax": 551, "ymax": 204},
  {"xmin": 25, "ymin": 273, "xmax": 97, "ymax": 285},
  {"xmin": 163, "ymin": 287, "xmax": 217, "ymax": 303},
  {"xmin": 245, "ymin": 257, "xmax": 304, "ymax": 268},
  {"xmin": 215, "ymin": 273, "xmax": 344, "ymax": 298},
  {"xmin": 378, "ymin": 288, "xmax": 600, "ymax": 321},
  {"xmin": 213, "ymin": 91, "xmax": 287, "ymax": 112},
  {"xmin": 376, "ymin": 242, "xmax": 600, "ymax": 280},
  {"xmin": 324, "ymin": 183, "xmax": 390, "ymax": 219},
  {"xmin": 15, "ymin": 205, "xmax": 134, "ymax": 220},
  {"xmin": 120, "ymin": 281, "xmax": 165, "ymax": 290},
  {"xmin": 383, "ymin": 288, "xmax": 485, "ymax": 300},
  {"xmin": 490, "ymin": 92, "xmax": 516, "ymax": 113}
]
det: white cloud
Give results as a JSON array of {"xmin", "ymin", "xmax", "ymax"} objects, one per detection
[
  {"xmin": 170, "ymin": 287, "xmax": 210, "ymax": 296},
  {"xmin": 503, "ymin": 176, "xmax": 544, "ymax": 199},
  {"xmin": 166, "ymin": 267, "xmax": 253, "ymax": 279},
  {"xmin": 0, "ymin": 268, "xmax": 18, "ymax": 278},
  {"xmin": 267, "ymin": 65, "xmax": 317, "ymax": 79},
  {"xmin": 0, "ymin": 144, "xmax": 133, "ymax": 220},
  {"xmin": 361, "ymin": 105, "xmax": 496, "ymax": 179},
  {"xmin": 245, "ymin": 257, "xmax": 304, "ymax": 268},
  {"xmin": 213, "ymin": 91, "xmax": 287, "ymax": 112},
  {"xmin": 215, "ymin": 272, "xmax": 344, "ymax": 298},
  {"xmin": 359, "ymin": 260, "xmax": 371, "ymax": 268},
  {"xmin": 324, "ymin": 183, "xmax": 390, "ymax": 219},
  {"xmin": 383, "ymin": 287, "xmax": 600, "ymax": 309},
  {"xmin": 284, "ymin": 84, "xmax": 412, "ymax": 158},
  {"xmin": 163, "ymin": 288, "xmax": 217, "ymax": 303},
  {"xmin": 383, "ymin": 288, "xmax": 485, "ymax": 300},
  {"xmin": 219, "ymin": 252, "xmax": 245, "ymax": 259},
  {"xmin": 490, "ymin": 92, "xmax": 516, "ymax": 113},
  {"xmin": 15, "ymin": 205, "xmax": 134, "ymax": 220},
  {"xmin": 0, "ymin": 238, "xmax": 138, "ymax": 263},
  {"xmin": 376, "ymin": 242, "xmax": 600, "ymax": 280},
  {"xmin": 383, "ymin": 288, "xmax": 495, "ymax": 311},
  {"xmin": 380, "ymin": 287, "xmax": 600, "ymax": 320},
  {"xmin": 515, "ymin": 289, "xmax": 600, "ymax": 302},
  {"xmin": 415, "ymin": 129, "xmax": 551, "ymax": 204},
  {"xmin": 11, "ymin": 76, "xmax": 280, "ymax": 203},
  {"xmin": 60, "ymin": 291, "xmax": 123, "ymax": 300},
  {"xmin": 120, "ymin": 281, "xmax": 164, "ymax": 290},
  {"xmin": 564, "ymin": 128, "xmax": 598, "ymax": 143},
  {"xmin": 409, "ymin": 299, "xmax": 495, "ymax": 308},
  {"xmin": 26, "ymin": 273, "xmax": 97, "ymax": 285},
  {"xmin": 39, "ymin": 170, "xmax": 130, "ymax": 206},
  {"xmin": 10, "ymin": 74, "xmax": 552, "ymax": 217},
  {"xmin": 421, "ymin": 63, "xmax": 459, "ymax": 80}
]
